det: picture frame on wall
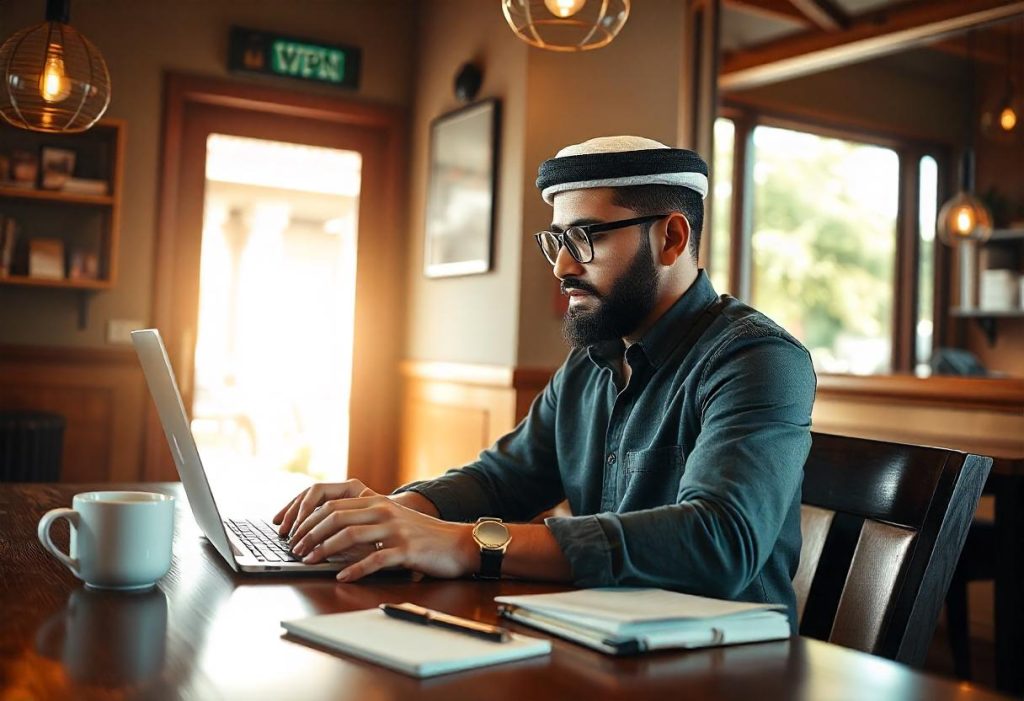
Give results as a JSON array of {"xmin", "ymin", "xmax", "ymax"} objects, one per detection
[{"xmin": 423, "ymin": 99, "xmax": 500, "ymax": 278}]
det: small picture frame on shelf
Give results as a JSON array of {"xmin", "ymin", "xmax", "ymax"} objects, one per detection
[
  {"xmin": 67, "ymin": 247, "xmax": 99, "ymax": 280},
  {"xmin": 40, "ymin": 146, "xmax": 76, "ymax": 190},
  {"xmin": 10, "ymin": 150, "xmax": 38, "ymax": 189}
]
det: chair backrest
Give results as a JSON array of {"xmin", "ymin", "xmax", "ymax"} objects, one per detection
[{"xmin": 794, "ymin": 432, "xmax": 991, "ymax": 666}]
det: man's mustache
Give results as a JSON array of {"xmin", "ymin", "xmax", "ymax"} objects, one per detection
[{"xmin": 561, "ymin": 278, "xmax": 600, "ymax": 297}]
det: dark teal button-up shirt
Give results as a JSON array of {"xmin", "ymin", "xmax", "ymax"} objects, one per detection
[{"xmin": 404, "ymin": 271, "xmax": 816, "ymax": 625}]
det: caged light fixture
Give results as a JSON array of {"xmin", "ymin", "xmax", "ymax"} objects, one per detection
[
  {"xmin": 501, "ymin": 0, "xmax": 631, "ymax": 52},
  {"xmin": 0, "ymin": 0, "xmax": 111, "ymax": 133}
]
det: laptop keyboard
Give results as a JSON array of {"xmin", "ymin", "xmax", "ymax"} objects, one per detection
[{"xmin": 225, "ymin": 519, "xmax": 301, "ymax": 563}]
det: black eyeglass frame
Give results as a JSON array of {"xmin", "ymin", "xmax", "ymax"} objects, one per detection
[{"xmin": 533, "ymin": 214, "xmax": 668, "ymax": 265}]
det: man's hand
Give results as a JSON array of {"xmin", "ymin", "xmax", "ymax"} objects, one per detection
[{"xmin": 272, "ymin": 479, "xmax": 476, "ymax": 582}]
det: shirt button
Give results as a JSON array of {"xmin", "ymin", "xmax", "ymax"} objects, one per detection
[{"xmin": 607, "ymin": 453, "xmax": 616, "ymax": 465}]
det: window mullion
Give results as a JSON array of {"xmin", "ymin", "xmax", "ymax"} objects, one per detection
[
  {"xmin": 730, "ymin": 116, "xmax": 754, "ymax": 301},
  {"xmin": 892, "ymin": 150, "xmax": 920, "ymax": 373}
]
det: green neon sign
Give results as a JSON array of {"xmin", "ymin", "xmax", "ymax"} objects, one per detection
[{"xmin": 229, "ymin": 27, "xmax": 361, "ymax": 90}]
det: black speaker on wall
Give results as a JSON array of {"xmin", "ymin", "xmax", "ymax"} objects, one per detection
[{"xmin": 454, "ymin": 62, "xmax": 482, "ymax": 103}]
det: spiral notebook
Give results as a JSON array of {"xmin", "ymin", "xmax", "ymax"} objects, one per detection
[{"xmin": 282, "ymin": 608, "xmax": 551, "ymax": 678}]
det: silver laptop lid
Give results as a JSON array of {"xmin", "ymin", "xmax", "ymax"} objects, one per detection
[{"xmin": 131, "ymin": 328, "xmax": 237, "ymax": 569}]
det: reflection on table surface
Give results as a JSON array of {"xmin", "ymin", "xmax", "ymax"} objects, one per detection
[{"xmin": 0, "ymin": 482, "xmax": 1011, "ymax": 701}]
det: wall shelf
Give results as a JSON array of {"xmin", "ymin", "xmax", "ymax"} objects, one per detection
[
  {"xmin": 951, "ymin": 307, "xmax": 1024, "ymax": 346},
  {"xmin": 0, "ymin": 120, "xmax": 123, "ymax": 329},
  {"xmin": 0, "ymin": 186, "xmax": 113, "ymax": 207},
  {"xmin": 0, "ymin": 274, "xmax": 113, "ymax": 291}
]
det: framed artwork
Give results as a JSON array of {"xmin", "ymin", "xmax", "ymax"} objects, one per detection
[{"xmin": 423, "ymin": 99, "xmax": 500, "ymax": 277}]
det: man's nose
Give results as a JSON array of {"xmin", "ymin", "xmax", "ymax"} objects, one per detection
[{"xmin": 552, "ymin": 244, "xmax": 584, "ymax": 280}]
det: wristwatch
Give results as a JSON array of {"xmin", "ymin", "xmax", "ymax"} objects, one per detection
[{"xmin": 471, "ymin": 517, "xmax": 511, "ymax": 580}]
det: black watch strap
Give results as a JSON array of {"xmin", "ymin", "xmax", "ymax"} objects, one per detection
[{"xmin": 477, "ymin": 547, "xmax": 503, "ymax": 580}]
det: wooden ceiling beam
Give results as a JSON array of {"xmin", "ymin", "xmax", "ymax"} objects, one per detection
[
  {"xmin": 928, "ymin": 36, "xmax": 1007, "ymax": 67},
  {"xmin": 721, "ymin": 0, "xmax": 1024, "ymax": 90},
  {"xmin": 787, "ymin": 0, "xmax": 850, "ymax": 31},
  {"xmin": 722, "ymin": 0, "xmax": 810, "ymax": 25}
]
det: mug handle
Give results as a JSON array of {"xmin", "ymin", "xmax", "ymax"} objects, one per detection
[{"xmin": 37, "ymin": 508, "xmax": 80, "ymax": 574}]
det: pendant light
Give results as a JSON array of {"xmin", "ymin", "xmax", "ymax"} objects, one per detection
[
  {"xmin": 980, "ymin": 24, "xmax": 1021, "ymax": 142},
  {"xmin": 937, "ymin": 31, "xmax": 993, "ymax": 246},
  {"xmin": 0, "ymin": 0, "xmax": 111, "ymax": 134},
  {"xmin": 502, "ymin": 0, "xmax": 630, "ymax": 52}
]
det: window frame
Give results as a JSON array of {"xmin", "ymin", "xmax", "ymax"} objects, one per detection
[{"xmin": 710, "ymin": 101, "xmax": 953, "ymax": 374}]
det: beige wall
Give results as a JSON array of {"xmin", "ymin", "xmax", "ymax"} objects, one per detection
[
  {"xmin": 0, "ymin": 0, "xmax": 416, "ymax": 348},
  {"xmin": 403, "ymin": 0, "xmax": 528, "ymax": 367},
  {"xmin": 516, "ymin": 0, "xmax": 690, "ymax": 368},
  {"xmin": 405, "ymin": 0, "xmax": 692, "ymax": 369}
]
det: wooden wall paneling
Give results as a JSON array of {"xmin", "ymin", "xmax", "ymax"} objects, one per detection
[
  {"xmin": 512, "ymin": 368, "xmax": 554, "ymax": 423},
  {"xmin": 0, "ymin": 347, "xmax": 146, "ymax": 482},
  {"xmin": 813, "ymin": 374, "xmax": 1024, "ymax": 462},
  {"xmin": 397, "ymin": 362, "xmax": 520, "ymax": 488}
]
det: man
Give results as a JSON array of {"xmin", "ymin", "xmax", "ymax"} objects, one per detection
[{"xmin": 274, "ymin": 136, "xmax": 815, "ymax": 623}]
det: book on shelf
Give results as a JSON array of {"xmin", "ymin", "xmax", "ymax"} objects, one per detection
[
  {"xmin": 0, "ymin": 216, "xmax": 15, "ymax": 276},
  {"xmin": 28, "ymin": 238, "xmax": 65, "ymax": 279},
  {"xmin": 61, "ymin": 177, "xmax": 108, "ymax": 196},
  {"xmin": 495, "ymin": 587, "xmax": 791, "ymax": 655}
]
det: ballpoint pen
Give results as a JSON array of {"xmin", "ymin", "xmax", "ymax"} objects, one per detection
[{"xmin": 380, "ymin": 602, "xmax": 511, "ymax": 643}]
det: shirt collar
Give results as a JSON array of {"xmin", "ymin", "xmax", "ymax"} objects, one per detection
[{"xmin": 586, "ymin": 269, "xmax": 719, "ymax": 371}]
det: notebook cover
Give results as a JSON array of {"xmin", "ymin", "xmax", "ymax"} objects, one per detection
[
  {"xmin": 495, "ymin": 587, "xmax": 787, "ymax": 636},
  {"xmin": 282, "ymin": 608, "xmax": 551, "ymax": 678}
]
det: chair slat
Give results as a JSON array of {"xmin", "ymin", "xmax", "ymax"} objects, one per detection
[
  {"xmin": 829, "ymin": 520, "xmax": 916, "ymax": 653},
  {"xmin": 795, "ymin": 505, "xmax": 834, "ymax": 623}
]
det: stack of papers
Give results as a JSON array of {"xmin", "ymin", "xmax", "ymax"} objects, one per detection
[
  {"xmin": 495, "ymin": 588, "xmax": 790, "ymax": 655},
  {"xmin": 282, "ymin": 608, "xmax": 551, "ymax": 677}
]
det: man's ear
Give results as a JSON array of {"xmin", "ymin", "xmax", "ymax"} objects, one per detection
[{"xmin": 658, "ymin": 213, "xmax": 691, "ymax": 265}]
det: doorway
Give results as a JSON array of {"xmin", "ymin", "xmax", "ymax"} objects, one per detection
[
  {"xmin": 148, "ymin": 74, "xmax": 405, "ymax": 495},
  {"xmin": 191, "ymin": 135, "xmax": 360, "ymax": 495}
]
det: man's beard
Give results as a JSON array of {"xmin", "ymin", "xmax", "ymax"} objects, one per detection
[{"xmin": 561, "ymin": 236, "xmax": 659, "ymax": 348}]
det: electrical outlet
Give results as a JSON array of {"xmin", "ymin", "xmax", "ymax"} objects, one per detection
[{"xmin": 106, "ymin": 319, "xmax": 144, "ymax": 345}]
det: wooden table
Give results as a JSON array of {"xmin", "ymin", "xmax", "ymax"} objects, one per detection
[{"xmin": 0, "ymin": 483, "xmax": 1010, "ymax": 701}]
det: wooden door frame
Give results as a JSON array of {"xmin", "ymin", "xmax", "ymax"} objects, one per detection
[{"xmin": 146, "ymin": 72, "xmax": 407, "ymax": 489}]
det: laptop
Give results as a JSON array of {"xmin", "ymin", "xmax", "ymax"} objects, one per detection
[{"xmin": 132, "ymin": 328, "xmax": 342, "ymax": 574}]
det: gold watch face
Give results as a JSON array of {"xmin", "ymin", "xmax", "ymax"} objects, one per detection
[{"xmin": 474, "ymin": 520, "xmax": 510, "ymax": 548}]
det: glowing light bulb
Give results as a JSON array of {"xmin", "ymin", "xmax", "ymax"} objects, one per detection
[
  {"xmin": 999, "ymin": 106, "xmax": 1018, "ymax": 132},
  {"xmin": 39, "ymin": 46, "xmax": 71, "ymax": 103},
  {"xmin": 953, "ymin": 205, "xmax": 975, "ymax": 235},
  {"xmin": 544, "ymin": 0, "xmax": 587, "ymax": 18},
  {"xmin": 936, "ymin": 191, "xmax": 993, "ymax": 245}
]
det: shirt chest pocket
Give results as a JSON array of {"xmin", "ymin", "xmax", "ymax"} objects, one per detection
[{"xmin": 616, "ymin": 445, "xmax": 685, "ymax": 510}]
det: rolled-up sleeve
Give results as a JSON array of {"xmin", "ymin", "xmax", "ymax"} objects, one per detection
[{"xmin": 544, "ymin": 332, "xmax": 815, "ymax": 598}]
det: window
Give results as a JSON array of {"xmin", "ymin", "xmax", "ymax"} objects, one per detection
[{"xmin": 710, "ymin": 113, "xmax": 942, "ymax": 375}]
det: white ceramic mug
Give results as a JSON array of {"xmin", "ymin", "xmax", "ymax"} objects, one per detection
[{"xmin": 37, "ymin": 491, "xmax": 175, "ymax": 590}]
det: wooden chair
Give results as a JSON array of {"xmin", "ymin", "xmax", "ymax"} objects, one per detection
[
  {"xmin": 945, "ymin": 516, "xmax": 996, "ymax": 678},
  {"xmin": 792, "ymin": 432, "xmax": 992, "ymax": 666}
]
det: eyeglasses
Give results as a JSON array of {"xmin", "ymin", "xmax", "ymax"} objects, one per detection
[{"xmin": 534, "ymin": 214, "xmax": 668, "ymax": 266}]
